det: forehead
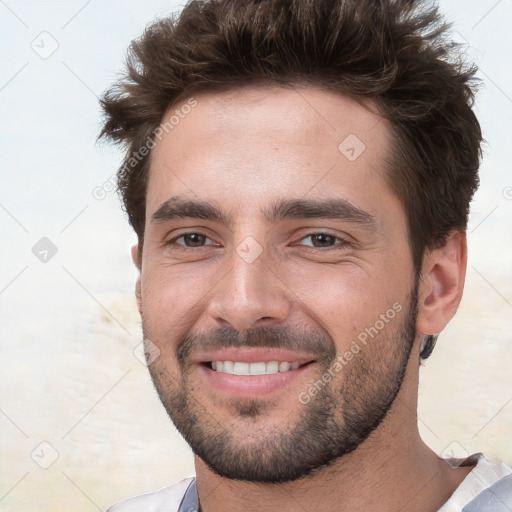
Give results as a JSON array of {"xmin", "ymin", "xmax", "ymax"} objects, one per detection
[{"xmin": 147, "ymin": 86, "xmax": 395, "ymax": 223}]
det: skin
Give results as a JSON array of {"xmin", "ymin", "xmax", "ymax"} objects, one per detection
[{"xmin": 132, "ymin": 86, "xmax": 474, "ymax": 511}]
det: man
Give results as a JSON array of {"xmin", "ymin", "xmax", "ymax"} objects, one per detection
[{"xmin": 99, "ymin": 0, "xmax": 511, "ymax": 510}]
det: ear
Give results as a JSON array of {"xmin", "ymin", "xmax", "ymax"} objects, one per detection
[
  {"xmin": 131, "ymin": 243, "xmax": 142, "ymax": 315},
  {"xmin": 416, "ymin": 231, "xmax": 467, "ymax": 336}
]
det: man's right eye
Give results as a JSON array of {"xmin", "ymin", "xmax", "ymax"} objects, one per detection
[{"xmin": 168, "ymin": 232, "xmax": 214, "ymax": 248}]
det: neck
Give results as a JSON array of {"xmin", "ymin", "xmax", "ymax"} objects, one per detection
[{"xmin": 193, "ymin": 345, "xmax": 474, "ymax": 512}]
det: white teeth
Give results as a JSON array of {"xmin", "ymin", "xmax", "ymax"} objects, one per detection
[
  {"xmin": 233, "ymin": 362, "xmax": 249, "ymax": 375},
  {"xmin": 266, "ymin": 361, "xmax": 279, "ymax": 374},
  {"xmin": 249, "ymin": 362, "xmax": 267, "ymax": 375},
  {"xmin": 223, "ymin": 361, "xmax": 234, "ymax": 374},
  {"xmin": 211, "ymin": 360, "xmax": 301, "ymax": 375},
  {"xmin": 279, "ymin": 361, "xmax": 290, "ymax": 372}
]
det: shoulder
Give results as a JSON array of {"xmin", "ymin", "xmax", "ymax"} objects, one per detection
[
  {"xmin": 462, "ymin": 474, "xmax": 512, "ymax": 511},
  {"xmin": 438, "ymin": 453, "xmax": 512, "ymax": 512},
  {"xmin": 105, "ymin": 477, "xmax": 195, "ymax": 512}
]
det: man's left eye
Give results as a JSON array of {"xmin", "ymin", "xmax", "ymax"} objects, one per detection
[{"xmin": 299, "ymin": 233, "xmax": 348, "ymax": 248}]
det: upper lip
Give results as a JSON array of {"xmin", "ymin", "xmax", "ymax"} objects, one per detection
[{"xmin": 193, "ymin": 347, "xmax": 316, "ymax": 365}]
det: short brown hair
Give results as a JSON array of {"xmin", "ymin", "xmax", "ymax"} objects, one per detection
[{"xmin": 99, "ymin": 0, "xmax": 482, "ymax": 275}]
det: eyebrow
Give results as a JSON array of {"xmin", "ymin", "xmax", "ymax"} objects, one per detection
[{"xmin": 151, "ymin": 196, "xmax": 376, "ymax": 231}]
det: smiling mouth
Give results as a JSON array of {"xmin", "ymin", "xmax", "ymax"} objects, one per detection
[{"xmin": 206, "ymin": 360, "xmax": 314, "ymax": 375}]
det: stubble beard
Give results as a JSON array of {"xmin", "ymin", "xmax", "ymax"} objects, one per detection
[{"xmin": 143, "ymin": 285, "xmax": 418, "ymax": 484}]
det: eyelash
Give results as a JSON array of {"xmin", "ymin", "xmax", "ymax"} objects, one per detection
[{"xmin": 165, "ymin": 231, "xmax": 351, "ymax": 251}]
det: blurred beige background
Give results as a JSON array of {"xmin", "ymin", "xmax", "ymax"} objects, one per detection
[{"xmin": 1, "ymin": 0, "xmax": 511, "ymax": 510}]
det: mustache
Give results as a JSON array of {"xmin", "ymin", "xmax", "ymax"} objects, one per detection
[{"xmin": 176, "ymin": 325, "xmax": 336, "ymax": 366}]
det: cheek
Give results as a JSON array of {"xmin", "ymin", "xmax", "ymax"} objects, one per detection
[
  {"xmin": 278, "ymin": 262, "xmax": 407, "ymax": 342},
  {"xmin": 140, "ymin": 261, "xmax": 219, "ymax": 330}
]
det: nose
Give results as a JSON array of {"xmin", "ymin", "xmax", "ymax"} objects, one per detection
[{"xmin": 206, "ymin": 241, "xmax": 292, "ymax": 332}]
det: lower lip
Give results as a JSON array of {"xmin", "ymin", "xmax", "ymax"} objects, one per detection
[{"xmin": 198, "ymin": 363, "xmax": 313, "ymax": 397}]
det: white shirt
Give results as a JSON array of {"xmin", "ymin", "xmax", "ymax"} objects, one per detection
[
  {"xmin": 106, "ymin": 453, "xmax": 512, "ymax": 512},
  {"xmin": 438, "ymin": 453, "xmax": 512, "ymax": 512}
]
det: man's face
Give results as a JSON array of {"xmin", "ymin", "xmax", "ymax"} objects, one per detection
[{"xmin": 138, "ymin": 87, "xmax": 419, "ymax": 482}]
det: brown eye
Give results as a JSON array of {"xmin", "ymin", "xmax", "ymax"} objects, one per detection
[
  {"xmin": 181, "ymin": 233, "xmax": 207, "ymax": 247},
  {"xmin": 297, "ymin": 233, "xmax": 350, "ymax": 250},
  {"xmin": 296, "ymin": 232, "xmax": 351, "ymax": 252},
  {"xmin": 309, "ymin": 234, "xmax": 337, "ymax": 247},
  {"xmin": 168, "ymin": 232, "xmax": 214, "ymax": 248}
]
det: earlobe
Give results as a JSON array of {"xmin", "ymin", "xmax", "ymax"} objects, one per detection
[
  {"xmin": 134, "ymin": 275, "xmax": 142, "ymax": 315},
  {"xmin": 131, "ymin": 244, "xmax": 143, "ymax": 315},
  {"xmin": 416, "ymin": 231, "xmax": 467, "ymax": 336},
  {"xmin": 131, "ymin": 243, "xmax": 141, "ymax": 270}
]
